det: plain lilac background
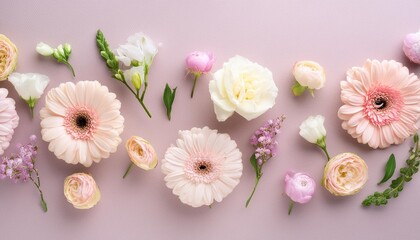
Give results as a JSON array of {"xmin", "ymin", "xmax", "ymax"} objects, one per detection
[{"xmin": 1, "ymin": 0, "xmax": 420, "ymax": 239}]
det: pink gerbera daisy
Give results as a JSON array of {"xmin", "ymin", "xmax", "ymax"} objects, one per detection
[
  {"xmin": 40, "ymin": 81, "xmax": 124, "ymax": 167},
  {"xmin": 161, "ymin": 127, "xmax": 242, "ymax": 207},
  {"xmin": 0, "ymin": 88, "xmax": 19, "ymax": 155},
  {"xmin": 338, "ymin": 59, "xmax": 420, "ymax": 149}
]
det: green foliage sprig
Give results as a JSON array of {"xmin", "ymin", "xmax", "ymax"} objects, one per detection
[
  {"xmin": 163, "ymin": 83, "xmax": 177, "ymax": 121},
  {"xmin": 362, "ymin": 134, "xmax": 420, "ymax": 207}
]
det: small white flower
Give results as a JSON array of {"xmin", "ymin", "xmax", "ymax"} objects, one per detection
[
  {"xmin": 36, "ymin": 42, "xmax": 54, "ymax": 56},
  {"xmin": 8, "ymin": 72, "xmax": 50, "ymax": 117},
  {"xmin": 299, "ymin": 115, "xmax": 327, "ymax": 145},
  {"xmin": 116, "ymin": 32, "xmax": 158, "ymax": 67},
  {"xmin": 292, "ymin": 61, "xmax": 326, "ymax": 96}
]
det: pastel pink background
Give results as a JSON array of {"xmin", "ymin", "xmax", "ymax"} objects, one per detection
[{"xmin": 1, "ymin": 1, "xmax": 420, "ymax": 239}]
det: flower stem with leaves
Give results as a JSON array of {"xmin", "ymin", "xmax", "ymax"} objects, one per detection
[
  {"xmin": 362, "ymin": 134, "xmax": 420, "ymax": 207},
  {"xmin": 96, "ymin": 30, "xmax": 152, "ymax": 118}
]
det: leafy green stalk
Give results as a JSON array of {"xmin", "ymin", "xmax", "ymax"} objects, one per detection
[
  {"xmin": 96, "ymin": 30, "xmax": 152, "ymax": 118},
  {"xmin": 362, "ymin": 134, "xmax": 420, "ymax": 207},
  {"xmin": 377, "ymin": 154, "xmax": 396, "ymax": 185},
  {"xmin": 163, "ymin": 83, "xmax": 177, "ymax": 120},
  {"xmin": 246, "ymin": 154, "xmax": 262, "ymax": 208}
]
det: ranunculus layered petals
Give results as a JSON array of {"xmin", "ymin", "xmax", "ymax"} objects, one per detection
[
  {"xmin": 338, "ymin": 59, "xmax": 420, "ymax": 149},
  {"xmin": 209, "ymin": 55, "xmax": 278, "ymax": 122},
  {"xmin": 64, "ymin": 173, "xmax": 101, "ymax": 209},
  {"xmin": 162, "ymin": 127, "xmax": 243, "ymax": 208},
  {"xmin": 0, "ymin": 34, "xmax": 18, "ymax": 81},
  {"xmin": 322, "ymin": 153, "xmax": 368, "ymax": 196},
  {"xmin": 126, "ymin": 136, "xmax": 158, "ymax": 170},
  {"xmin": 284, "ymin": 172, "xmax": 316, "ymax": 204},
  {"xmin": 293, "ymin": 60, "xmax": 326, "ymax": 90},
  {"xmin": 40, "ymin": 81, "xmax": 124, "ymax": 167}
]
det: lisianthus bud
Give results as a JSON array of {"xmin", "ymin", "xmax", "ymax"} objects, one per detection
[
  {"xmin": 299, "ymin": 115, "xmax": 327, "ymax": 147},
  {"xmin": 403, "ymin": 30, "xmax": 420, "ymax": 64},
  {"xmin": 292, "ymin": 60, "xmax": 326, "ymax": 96},
  {"xmin": 186, "ymin": 51, "xmax": 215, "ymax": 74},
  {"xmin": 0, "ymin": 34, "xmax": 18, "ymax": 81},
  {"xmin": 36, "ymin": 42, "xmax": 54, "ymax": 56},
  {"xmin": 126, "ymin": 136, "xmax": 157, "ymax": 170},
  {"xmin": 64, "ymin": 173, "xmax": 101, "ymax": 209},
  {"xmin": 322, "ymin": 153, "xmax": 368, "ymax": 196}
]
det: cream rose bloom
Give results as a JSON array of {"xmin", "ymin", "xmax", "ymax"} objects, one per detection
[
  {"xmin": 64, "ymin": 173, "xmax": 101, "ymax": 209},
  {"xmin": 209, "ymin": 55, "xmax": 278, "ymax": 121},
  {"xmin": 293, "ymin": 61, "xmax": 326, "ymax": 90},
  {"xmin": 322, "ymin": 153, "xmax": 368, "ymax": 196},
  {"xmin": 126, "ymin": 136, "xmax": 158, "ymax": 170},
  {"xmin": 0, "ymin": 34, "xmax": 18, "ymax": 81}
]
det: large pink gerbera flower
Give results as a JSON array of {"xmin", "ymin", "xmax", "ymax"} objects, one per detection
[
  {"xmin": 161, "ymin": 127, "xmax": 242, "ymax": 207},
  {"xmin": 0, "ymin": 88, "xmax": 19, "ymax": 155},
  {"xmin": 338, "ymin": 59, "xmax": 420, "ymax": 149},
  {"xmin": 40, "ymin": 81, "xmax": 124, "ymax": 167}
]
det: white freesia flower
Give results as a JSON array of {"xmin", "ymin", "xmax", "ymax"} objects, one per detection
[
  {"xmin": 8, "ymin": 72, "xmax": 50, "ymax": 117},
  {"xmin": 299, "ymin": 115, "xmax": 327, "ymax": 145},
  {"xmin": 116, "ymin": 32, "xmax": 158, "ymax": 67},
  {"xmin": 209, "ymin": 55, "xmax": 278, "ymax": 121},
  {"xmin": 36, "ymin": 42, "xmax": 54, "ymax": 56}
]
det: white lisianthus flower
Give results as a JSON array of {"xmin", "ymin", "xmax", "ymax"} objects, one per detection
[
  {"xmin": 36, "ymin": 42, "xmax": 54, "ymax": 56},
  {"xmin": 209, "ymin": 55, "xmax": 278, "ymax": 121},
  {"xmin": 292, "ymin": 60, "xmax": 326, "ymax": 96},
  {"xmin": 8, "ymin": 72, "xmax": 50, "ymax": 117},
  {"xmin": 299, "ymin": 115, "xmax": 327, "ymax": 146},
  {"xmin": 116, "ymin": 32, "xmax": 158, "ymax": 67}
]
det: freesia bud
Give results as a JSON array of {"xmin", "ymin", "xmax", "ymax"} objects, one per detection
[
  {"xmin": 63, "ymin": 43, "xmax": 72, "ymax": 55},
  {"xmin": 36, "ymin": 42, "xmax": 54, "ymax": 56},
  {"xmin": 131, "ymin": 72, "xmax": 142, "ymax": 90},
  {"xmin": 56, "ymin": 44, "xmax": 65, "ymax": 57}
]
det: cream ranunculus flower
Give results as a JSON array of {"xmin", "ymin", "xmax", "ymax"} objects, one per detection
[
  {"xmin": 126, "ymin": 136, "xmax": 158, "ymax": 170},
  {"xmin": 8, "ymin": 72, "xmax": 50, "ymax": 117},
  {"xmin": 209, "ymin": 55, "xmax": 278, "ymax": 121},
  {"xmin": 64, "ymin": 173, "xmax": 101, "ymax": 209},
  {"xmin": 0, "ymin": 34, "xmax": 18, "ymax": 81},
  {"xmin": 292, "ymin": 60, "xmax": 326, "ymax": 96},
  {"xmin": 322, "ymin": 153, "xmax": 368, "ymax": 196}
]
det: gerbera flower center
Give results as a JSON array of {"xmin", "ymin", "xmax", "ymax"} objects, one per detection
[
  {"xmin": 364, "ymin": 86, "xmax": 403, "ymax": 127},
  {"xmin": 184, "ymin": 154, "xmax": 222, "ymax": 184},
  {"xmin": 64, "ymin": 106, "xmax": 98, "ymax": 140}
]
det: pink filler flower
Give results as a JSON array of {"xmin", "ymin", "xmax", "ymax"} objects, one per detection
[
  {"xmin": 403, "ymin": 30, "xmax": 420, "ymax": 64},
  {"xmin": 338, "ymin": 59, "xmax": 420, "ymax": 149},
  {"xmin": 186, "ymin": 51, "xmax": 215, "ymax": 98},
  {"xmin": 284, "ymin": 171, "xmax": 315, "ymax": 215}
]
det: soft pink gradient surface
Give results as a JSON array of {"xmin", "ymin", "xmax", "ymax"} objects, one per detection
[{"xmin": 1, "ymin": 1, "xmax": 420, "ymax": 239}]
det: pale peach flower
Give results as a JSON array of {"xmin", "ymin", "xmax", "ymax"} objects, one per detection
[
  {"xmin": 322, "ymin": 153, "xmax": 368, "ymax": 196},
  {"xmin": 338, "ymin": 59, "xmax": 420, "ymax": 149},
  {"xmin": 0, "ymin": 34, "xmax": 18, "ymax": 80},
  {"xmin": 64, "ymin": 173, "xmax": 101, "ymax": 209},
  {"xmin": 126, "ymin": 136, "xmax": 157, "ymax": 170},
  {"xmin": 0, "ymin": 88, "xmax": 19, "ymax": 155}
]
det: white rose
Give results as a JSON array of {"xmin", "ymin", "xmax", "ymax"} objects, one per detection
[
  {"xmin": 36, "ymin": 42, "xmax": 54, "ymax": 56},
  {"xmin": 293, "ymin": 61, "xmax": 326, "ymax": 90},
  {"xmin": 209, "ymin": 55, "xmax": 278, "ymax": 121},
  {"xmin": 299, "ymin": 115, "xmax": 327, "ymax": 144}
]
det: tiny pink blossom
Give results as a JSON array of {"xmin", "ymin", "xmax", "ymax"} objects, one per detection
[
  {"xmin": 186, "ymin": 51, "xmax": 215, "ymax": 74},
  {"xmin": 284, "ymin": 171, "xmax": 315, "ymax": 204},
  {"xmin": 403, "ymin": 30, "xmax": 420, "ymax": 64}
]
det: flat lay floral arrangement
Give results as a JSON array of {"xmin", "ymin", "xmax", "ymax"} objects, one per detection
[{"xmin": 1, "ymin": 28, "xmax": 420, "ymax": 214}]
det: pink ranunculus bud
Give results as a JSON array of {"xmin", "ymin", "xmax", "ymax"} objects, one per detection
[
  {"xmin": 403, "ymin": 30, "xmax": 420, "ymax": 64},
  {"xmin": 186, "ymin": 51, "xmax": 215, "ymax": 74},
  {"xmin": 285, "ymin": 171, "xmax": 316, "ymax": 204}
]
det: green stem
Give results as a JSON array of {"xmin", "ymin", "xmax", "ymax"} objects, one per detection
[
  {"xmin": 246, "ymin": 175, "xmax": 261, "ymax": 207},
  {"xmin": 140, "ymin": 79, "xmax": 148, "ymax": 102},
  {"xmin": 29, "ymin": 173, "xmax": 48, "ymax": 212},
  {"xmin": 123, "ymin": 162, "xmax": 135, "ymax": 179},
  {"xmin": 121, "ymin": 80, "xmax": 152, "ymax": 118},
  {"xmin": 321, "ymin": 146, "xmax": 331, "ymax": 161},
  {"xmin": 288, "ymin": 201, "xmax": 294, "ymax": 215},
  {"xmin": 64, "ymin": 61, "xmax": 75, "ymax": 77},
  {"xmin": 191, "ymin": 74, "xmax": 199, "ymax": 98},
  {"xmin": 29, "ymin": 106, "xmax": 34, "ymax": 118}
]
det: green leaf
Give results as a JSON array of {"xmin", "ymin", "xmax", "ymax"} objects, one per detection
[
  {"xmin": 163, "ymin": 83, "xmax": 177, "ymax": 121},
  {"xmin": 291, "ymin": 81, "xmax": 306, "ymax": 96},
  {"xmin": 250, "ymin": 154, "xmax": 258, "ymax": 176},
  {"xmin": 378, "ymin": 154, "xmax": 396, "ymax": 185}
]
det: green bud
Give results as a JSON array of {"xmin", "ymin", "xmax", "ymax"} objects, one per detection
[
  {"xmin": 114, "ymin": 73, "xmax": 122, "ymax": 81},
  {"xmin": 131, "ymin": 72, "xmax": 142, "ymax": 90},
  {"xmin": 100, "ymin": 51, "xmax": 109, "ymax": 59},
  {"xmin": 57, "ymin": 44, "xmax": 65, "ymax": 57},
  {"xmin": 63, "ymin": 43, "xmax": 72, "ymax": 55},
  {"xmin": 131, "ymin": 60, "xmax": 140, "ymax": 67},
  {"xmin": 53, "ymin": 49, "xmax": 61, "ymax": 60}
]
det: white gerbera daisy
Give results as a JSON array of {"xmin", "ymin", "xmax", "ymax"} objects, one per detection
[
  {"xmin": 162, "ymin": 127, "xmax": 242, "ymax": 207},
  {"xmin": 40, "ymin": 81, "xmax": 124, "ymax": 167}
]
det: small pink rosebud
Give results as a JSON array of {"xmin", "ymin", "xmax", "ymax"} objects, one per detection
[
  {"xmin": 284, "ymin": 171, "xmax": 315, "ymax": 215},
  {"xmin": 403, "ymin": 30, "xmax": 420, "ymax": 64},
  {"xmin": 186, "ymin": 51, "xmax": 215, "ymax": 74}
]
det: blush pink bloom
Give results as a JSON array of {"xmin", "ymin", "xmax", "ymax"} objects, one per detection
[
  {"xmin": 322, "ymin": 153, "xmax": 368, "ymax": 196},
  {"xmin": 40, "ymin": 81, "xmax": 124, "ymax": 167},
  {"xmin": 403, "ymin": 30, "xmax": 420, "ymax": 64},
  {"xmin": 0, "ymin": 88, "xmax": 19, "ymax": 155},
  {"xmin": 64, "ymin": 173, "xmax": 101, "ymax": 209},
  {"xmin": 284, "ymin": 171, "xmax": 315, "ymax": 204},
  {"xmin": 338, "ymin": 59, "xmax": 420, "ymax": 149},
  {"xmin": 126, "ymin": 136, "xmax": 158, "ymax": 170},
  {"xmin": 186, "ymin": 51, "xmax": 215, "ymax": 74},
  {"xmin": 161, "ymin": 127, "xmax": 242, "ymax": 207},
  {"xmin": 0, "ymin": 34, "xmax": 18, "ymax": 80}
]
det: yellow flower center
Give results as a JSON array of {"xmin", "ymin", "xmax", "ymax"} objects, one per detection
[{"xmin": 233, "ymin": 73, "xmax": 257, "ymax": 101}]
